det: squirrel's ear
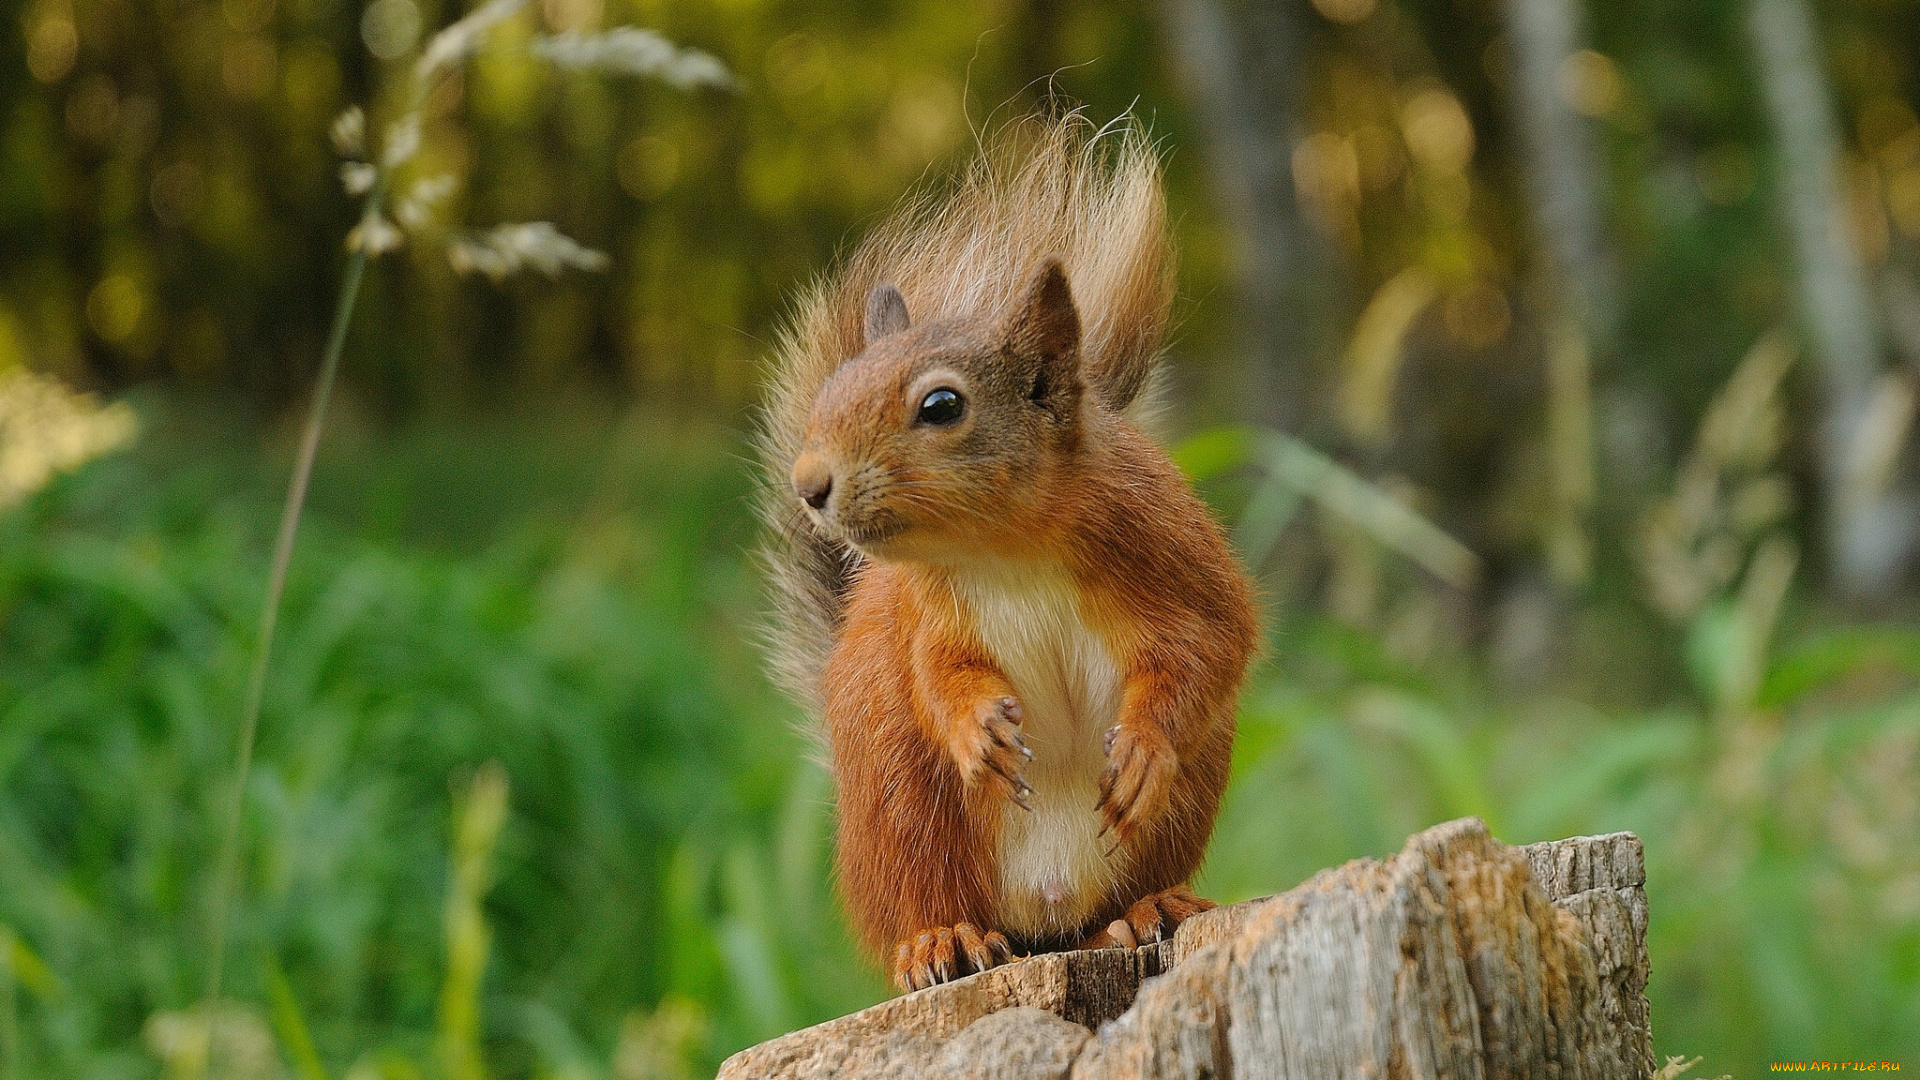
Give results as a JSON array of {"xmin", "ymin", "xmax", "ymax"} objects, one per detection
[
  {"xmin": 863, "ymin": 284, "xmax": 911, "ymax": 347},
  {"xmin": 1003, "ymin": 260, "xmax": 1080, "ymax": 371}
]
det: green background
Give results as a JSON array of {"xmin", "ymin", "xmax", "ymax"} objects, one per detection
[{"xmin": 3, "ymin": 0, "xmax": 1920, "ymax": 1076}]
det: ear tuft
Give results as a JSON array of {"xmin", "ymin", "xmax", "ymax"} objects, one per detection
[
  {"xmin": 863, "ymin": 284, "xmax": 911, "ymax": 347},
  {"xmin": 1005, "ymin": 260, "xmax": 1080, "ymax": 369}
]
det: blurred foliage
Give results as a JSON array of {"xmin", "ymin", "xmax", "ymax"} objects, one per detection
[
  {"xmin": 0, "ymin": 0, "xmax": 1199, "ymax": 409},
  {"xmin": 6, "ymin": 0, "xmax": 1920, "ymax": 1076},
  {"xmin": 5, "ymin": 0, "xmax": 1919, "ymax": 581},
  {"xmin": 1, "ymin": 402, "xmax": 1916, "ymax": 1078},
  {"xmin": 0, "ymin": 401, "xmax": 886, "ymax": 1078},
  {"xmin": 0, "ymin": 366, "xmax": 136, "ymax": 506},
  {"xmin": 1206, "ymin": 611, "xmax": 1920, "ymax": 1067}
]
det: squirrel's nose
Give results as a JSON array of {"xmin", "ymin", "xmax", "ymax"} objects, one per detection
[{"xmin": 792, "ymin": 455, "xmax": 833, "ymax": 511}]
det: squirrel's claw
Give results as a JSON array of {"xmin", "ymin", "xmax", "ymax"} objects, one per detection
[
  {"xmin": 1095, "ymin": 724, "xmax": 1176, "ymax": 850},
  {"xmin": 1002, "ymin": 775, "xmax": 1034, "ymax": 812},
  {"xmin": 893, "ymin": 923, "xmax": 1021, "ymax": 993},
  {"xmin": 966, "ymin": 695, "xmax": 1035, "ymax": 811},
  {"xmin": 1074, "ymin": 886, "xmax": 1216, "ymax": 951},
  {"xmin": 983, "ymin": 748, "xmax": 1035, "ymax": 811},
  {"xmin": 931, "ymin": 928, "xmax": 956, "ymax": 983}
]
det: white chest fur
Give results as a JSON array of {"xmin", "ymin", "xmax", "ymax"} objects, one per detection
[{"xmin": 948, "ymin": 560, "xmax": 1124, "ymax": 939}]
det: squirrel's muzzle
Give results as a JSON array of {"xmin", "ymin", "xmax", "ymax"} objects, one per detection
[{"xmin": 791, "ymin": 453, "xmax": 833, "ymax": 512}]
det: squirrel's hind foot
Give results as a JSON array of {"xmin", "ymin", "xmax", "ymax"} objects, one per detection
[
  {"xmin": 1077, "ymin": 885, "xmax": 1216, "ymax": 950},
  {"xmin": 892, "ymin": 923, "xmax": 1020, "ymax": 993}
]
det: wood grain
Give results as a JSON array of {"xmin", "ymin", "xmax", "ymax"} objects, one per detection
[{"xmin": 718, "ymin": 818, "xmax": 1654, "ymax": 1080}]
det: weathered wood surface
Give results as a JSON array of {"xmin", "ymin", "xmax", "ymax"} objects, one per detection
[{"xmin": 718, "ymin": 818, "xmax": 1654, "ymax": 1080}]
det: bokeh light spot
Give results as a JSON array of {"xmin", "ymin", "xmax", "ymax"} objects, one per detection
[
  {"xmin": 1557, "ymin": 49, "xmax": 1622, "ymax": 119},
  {"xmin": 1312, "ymin": 0, "xmax": 1377, "ymax": 25},
  {"xmin": 87, "ymin": 275, "xmax": 146, "ymax": 344},
  {"xmin": 1402, "ymin": 89, "xmax": 1474, "ymax": 173},
  {"xmin": 362, "ymin": 0, "xmax": 423, "ymax": 61},
  {"xmin": 25, "ymin": 2, "xmax": 78, "ymax": 83}
]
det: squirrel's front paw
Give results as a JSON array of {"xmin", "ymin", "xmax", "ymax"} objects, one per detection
[
  {"xmin": 1097, "ymin": 724, "xmax": 1176, "ymax": 847},
  {"xmin": 892, "ymin": 923, "xmax": 1020, "ymax": 992},
  {"xmin": 1076, "ymin": 885, "xmax": 1216, "ymax": 950},
  {"xmin": 953, "ymin": 696, "xmax": 1034, "ymax": 809}
]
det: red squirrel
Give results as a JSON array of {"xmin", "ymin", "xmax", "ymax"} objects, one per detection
[{"xmin": 757, "ymin": 115, "xmax": 1257, "ymax": 993}]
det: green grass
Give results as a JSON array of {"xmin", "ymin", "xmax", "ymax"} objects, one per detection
[
  {"xmin": 0, "ymin": 396, "xmax": 882, "ymax": 1078},
  {"xmin": 2, "ymin": 395, "xmax": 1917, "ymax": 1078},
  {"xmin": 1203, "ymin": 619, "xmax": 1920, "ymax": 1068}
]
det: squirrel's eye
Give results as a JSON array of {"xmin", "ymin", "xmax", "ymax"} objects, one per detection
[{"xmin": 917, "ymin": 388, "xmax": 965, "ymax": 426}]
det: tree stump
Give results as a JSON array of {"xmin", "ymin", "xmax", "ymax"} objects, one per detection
[{"xmin": 718, "ymin": 818, "xmax": 1654, "ymax": 1080}]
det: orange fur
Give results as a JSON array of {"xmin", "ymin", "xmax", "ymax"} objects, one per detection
[
  {"xmin": 756, "ymin": 114, "xmax": 1257, "ymax": 992},
  {"xmin": 755, "ymin": 114, "xmax": 1175, "ymax": 711},
  {"xmin": 823, "ymin": 415, "xmax": 1254, "ymax": 964}
]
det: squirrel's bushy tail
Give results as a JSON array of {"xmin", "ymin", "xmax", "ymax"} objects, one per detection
[{"xmin": 755, "ymin": 112, "xmax": 1175, "ymax": 710}]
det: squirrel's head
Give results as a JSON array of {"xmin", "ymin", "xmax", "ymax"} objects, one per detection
[{"xmin": 791, "ymin": 259, "xmax": 1087, "ymax": 564}]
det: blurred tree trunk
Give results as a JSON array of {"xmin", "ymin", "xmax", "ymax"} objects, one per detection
[
  {"xmin": 1501, "ymin": 0, "xmax": 1617, "ymax": 586},
  {"xmin": 1501, "ymin": 0, "xmax": 1617, "ymax": 341},
  {"xmin": 1747, "ymin": 0, "xmax": 1914, "ymax": 594},
  {"xmin": 1156, "ymin": 0, "xmax": 1343, "ymax": 435},
  {"xmin": 1505, "ymin": 0, "xmax": 1612, "ymax": 340}
]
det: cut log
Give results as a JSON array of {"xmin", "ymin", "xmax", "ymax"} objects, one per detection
[{"xmin": 718, "ymin": 818, "xmax": 1654, "ymax": 1080}]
